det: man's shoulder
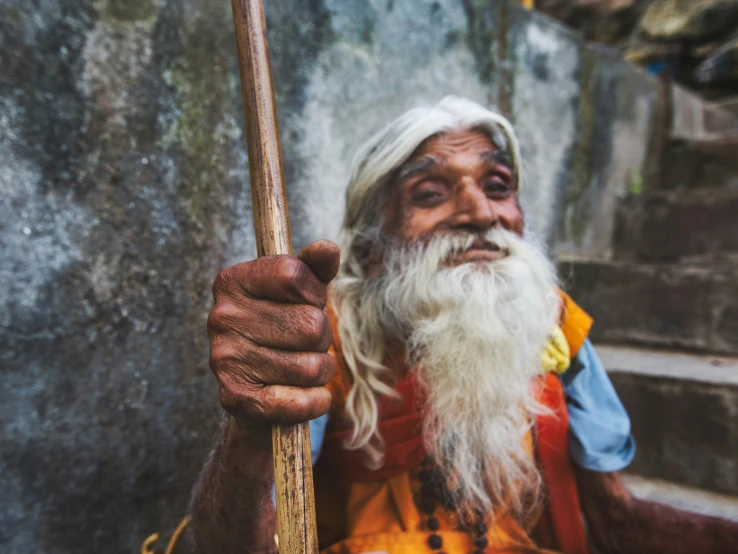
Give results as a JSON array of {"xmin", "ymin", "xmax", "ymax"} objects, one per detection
[{"xmin": 558, "ymin": 290, "xmax": 593, "ymax": 358}]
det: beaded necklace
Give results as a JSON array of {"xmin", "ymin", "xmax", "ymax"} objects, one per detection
[{"xmin": 418, "ymin": 455, "xmax": 489, "ymax": 554}]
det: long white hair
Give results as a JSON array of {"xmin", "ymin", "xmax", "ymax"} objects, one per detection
[{"xmin": 329, "ymin": 97, "xmax": 525, "ymax": 463}]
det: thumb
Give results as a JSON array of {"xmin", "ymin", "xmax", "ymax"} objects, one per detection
[{"xmin": 297, "ymin": 240, "xmax": 341, "ymax": 284}]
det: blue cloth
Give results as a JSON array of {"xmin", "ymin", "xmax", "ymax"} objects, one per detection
[
  {"xmin": 307, "ymin": 339, "xmax": 635, "ymax": 473},
  {"xmin": 309, "ymin": 413, "xmax": 330, "ymax": 464},
  {"xmin": 561, "ymin": 339, "xmax": 636, "ymax": 472}
]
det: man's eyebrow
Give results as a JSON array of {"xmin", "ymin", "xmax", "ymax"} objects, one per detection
[
  {"xmin": 396, "ymin": 155, "xmax": 443, "ymax": 182},
  {"xmin": 481, "ymin": 150, "xmax": 513, "ymax": 170}
]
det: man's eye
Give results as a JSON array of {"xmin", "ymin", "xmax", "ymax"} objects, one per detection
[
  {"xmin": 483, "ymin": 176, "xmax": 511, "ymax": 197},
  {"xmin": 411, "ymin": 182, "xmax": 447, "ymax": 205},
  {"xmin": 415, "ymin": 190, "xmax": 441, "ymax": 201}
]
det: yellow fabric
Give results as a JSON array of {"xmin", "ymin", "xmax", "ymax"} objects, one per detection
[
  {"xmin": 558, "ymin": 291, "xmax": 593, "ymax": 358},
  {"xmin": 541, "ymin": 325, "xmax": 571, "ymax": 375},
  {"xmin": 316, "ymin": 433, "xmax": 555, "ymax": 554}
]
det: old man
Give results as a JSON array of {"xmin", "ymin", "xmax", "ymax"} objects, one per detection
[{"xmin": 190, "ymin": 97, "xmax": 736, "ymax": 554}]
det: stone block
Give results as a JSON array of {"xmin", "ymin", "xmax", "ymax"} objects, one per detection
[
  {"xmin": 613, "ymin": 188, "xmax": 738, "ymax": 263},
  {"xmin": 662, "ymin": 136, "xmax": 738, "ymax": 190},
  {"xmin": 624, "ymin": 475, "xmax": 738, "ymax": 522},
  {"xmin": 560, "ymin": 259, "xmax": 738, "ymax": 355},
  {"xmin": 599, "ymin": 345, "xmax": 738, "ymax": 495},
  {"xmin": 670, "ymin": 84, "xmax": 738, "ymax": 138}
]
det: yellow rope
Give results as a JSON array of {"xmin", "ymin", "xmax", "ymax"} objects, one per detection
[
  {"xmin": 166, "ymin": 516, "xmax": 191, "ymax": 554},
  {"xmin": 141, "ymin": 533, "xmax": 159, "ymax": 554},
  {"xmin": 141, "ymin": 515, "xmax": 191, "ymax": 554}
]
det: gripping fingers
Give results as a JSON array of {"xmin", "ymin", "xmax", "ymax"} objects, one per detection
[
  {"xmin": 253, "ymin": 349, "xmax": 334, "ymax": 388},
  {"xmin": 210, "ymin": 342, "xmax": 334, "ymax": 389},
  {"xmin": 262, "ymin": 385, "xmax": 332, "ymax": 424},
  {"xmin": 209, "ymin": 301, "xmax": 332, "ymax": 352},
  {"xmin": 214, "ymin": 255, "xmax": 328, "ymax": 308},
  {"xmin": 222, "ymin": 383, "xmax": 332, "ymax": 425}
]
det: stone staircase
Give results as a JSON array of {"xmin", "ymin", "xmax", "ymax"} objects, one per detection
[{"xmin": 559, "ymin": 93, "xmax": 738, "ymax": 515}]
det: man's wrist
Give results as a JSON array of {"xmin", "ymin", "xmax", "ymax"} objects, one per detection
[{"xmin": 221, "ymin": 416, "xmax": 274, "ymax": 479}]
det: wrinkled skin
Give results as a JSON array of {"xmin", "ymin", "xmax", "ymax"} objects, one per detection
[
  {"xmin": 190, "ymin": 130, "xmax": 738, "ymax": 554},
  {"xmin": 208, "ymin": 241, "xmax": 339, "ymax": 429},
  {"xmin": 192, "ymin": 240, "xmax": 340, "ymax": 553}
]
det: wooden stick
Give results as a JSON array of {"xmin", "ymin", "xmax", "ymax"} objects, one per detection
[{"xmin": 230, "ymin": 1, "xmax": 319, "ymax": 553}]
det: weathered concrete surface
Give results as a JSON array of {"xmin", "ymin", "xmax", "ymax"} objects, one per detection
[
  {"xmin": 624, "ymin": 474, "xmax": 738, "ymax": 521},
  {"xmin": 0, "ymin": 1, "xmax": 673, "ymax": 552},
  {"xmin": 1, "ymin": 1, "xmax": 255, "ymax": 552},
  {"xmin": 554, "ymin": 45, "xmax": 665, "ymax": 258},
  {"xmin": 662, "ymin": 136, "xmax": 738, "ymax": 190},
  {"xmin": 600, "ymin": 345, "xmax": 738, "ymax": 495},
  {"xmin": 614, "ymin": 188, "xmax": 738, "ymax": 263},
  {"xmin": 560, "ymin": 259, "xmax": 738, "ymax": 355}
]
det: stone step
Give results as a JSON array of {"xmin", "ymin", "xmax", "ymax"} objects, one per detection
[
  {"xmin": 613, "ymin": 188, "xmax": 738, "ymax": 264},
  {"xmin": 558, "ymin": 259, "xmax": 738, "ymax": 355},
  {"xmin": 661, "ymin": 135, "xmax": 738, "ymax": 191},
  {"xmin": 671, "ymin": 85, "xmax": 738, "ymax": 139},
  {"xmin": 624, "ymin": 475, "xmax": 738, "ymax": 523},
  {"xmin": 598, "ymin": 345, "xmax": 738, "ymax": 496},
  {"xmin": 715, "ymin": 96, "xmax": 738, "ymax": 119}
]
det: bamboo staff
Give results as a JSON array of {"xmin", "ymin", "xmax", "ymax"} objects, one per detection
[{"xmin": 230, "ymin": 1, "xmax": 319, "ymax": 552}]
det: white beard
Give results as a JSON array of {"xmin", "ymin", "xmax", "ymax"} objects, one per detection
[{"xmin": 372, "ymin": 227, "xmax": 561, "ymax": 522}]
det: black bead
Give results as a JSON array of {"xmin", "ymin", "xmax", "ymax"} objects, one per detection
[
  {"xmin": 421, "ymin": 497, "xmax": 436, "ymax": 515},
  {"xmin": 427, "ymin": 516, "xmax": 440, "ymax": 531},
  {"xmin": 421, "ymin": 482, "xmax": 436, "ymax": 498},
  {"xmin": 474, "ymin": 536, "xmax": 488, "ymax": 549},
  {"xmin": 476, "ymin": 522, "xmax": 488, "ymax": 535},
  {"xmin": 428, "ymin": 534, "xmax": 443, "ymax": 550},
  {"xmin": 418, "ymin": 469, "xmax": 432, "ymax": 483}
]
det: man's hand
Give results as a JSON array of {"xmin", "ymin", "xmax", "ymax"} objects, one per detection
[
  {"xmin": 191, "ymin": 241, "xmax": 340, "ymax": 554},
  {"xmin": 207, "ymin": 240, "xmax": 340, "ymax": 429}
]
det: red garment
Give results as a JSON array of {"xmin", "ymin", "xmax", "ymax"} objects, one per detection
[{"xmin": 533, "ymin": 372, "xmax": 589, "ymax": 554}]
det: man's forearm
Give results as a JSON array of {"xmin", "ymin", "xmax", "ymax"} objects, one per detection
[
  {"xmin": 578, "ymin": 469, "xmax": 738, "ymax": 554},
  {"xmin": 189, "ymin": 417, "xmax": 277, "ymax": 554}
]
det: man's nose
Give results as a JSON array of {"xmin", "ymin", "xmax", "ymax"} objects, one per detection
[{"xmin": 449, "ymin": 180, "xmax": 498, "ymax": 230}]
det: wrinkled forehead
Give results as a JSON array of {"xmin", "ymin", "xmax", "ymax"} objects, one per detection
[
  {"xmin": 343, "ymin": 102, "xmax": 521, "ymax": 233},
  {"xmin": 401, "ymin": 128, "xmax": 514, "ymax": 172}
]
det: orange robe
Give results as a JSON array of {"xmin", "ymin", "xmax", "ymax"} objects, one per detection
[{"xmin": 313, "ymin": 293, "xmax": 593, "ymax": 554}]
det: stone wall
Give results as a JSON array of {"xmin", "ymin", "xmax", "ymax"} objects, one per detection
[{"xmin": 0, "ymin": 1, "xmax": 670, "ymax": 552}]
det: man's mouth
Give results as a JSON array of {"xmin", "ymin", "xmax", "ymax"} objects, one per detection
[{"xmin": 448, "ymin": 238, "xmax": 509, "ymax": 266}]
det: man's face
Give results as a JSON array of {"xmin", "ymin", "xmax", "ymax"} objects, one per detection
[{"xmin": 386, "ymin": 129, "xmax": 524, "ymax": 265}]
